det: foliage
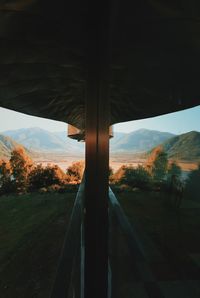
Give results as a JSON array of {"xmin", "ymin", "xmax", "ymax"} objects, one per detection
[
  {"xmin": 109, "ymin": 166, "xmax": 114, "ymax": 177},
  {"xmin": 168, "ymin": 161, "xmax": 182, "ymax": 177},
  {"xmin": 167, "ymin": 161, "xmax": 182, "ymax": 182},
  {"xmin": 1, "ymin": 148, "xmax": 86, "ymax": 194},
  {"xmin": 146, "ymin": 146, "xmax": 168, "ymax": 182},
  {"xmin": 9, "ymin": 147, "xmax": 33, "ymax": 193},
  {"xmin": 0, "ymin": 160, "xmax": 13, "ymax": 194},
  {"xmin": 111, "ymin": 164, "xmax": 152, "ymax": 190},
  {"xmin": 121, "ymin": 165, "xmax": 152, "ymax": 189},
  {"xmin": 111, "ymin": 147, "xmax": 169, "ymax": 191},
  {"xmin": 109, "ymin": 166, "xmax": 114, "ymax": 183},
  {"xmin": 185, "ymin": 164, "xmax": 200, "ymax": 201},
  {"xmin": 29, "ymin": 164, "xmax": 66, "ymax": 191},
  {"xmin": 66, "ymin": 161, "xmax": 84, "ymax": 183},
  {"xmin": 0, "ymin": 148, "xmax": 33, "ymax": 194},
  {"xmin": 111, "ymin": 165, "xmax": 127, "ymax": 184}
]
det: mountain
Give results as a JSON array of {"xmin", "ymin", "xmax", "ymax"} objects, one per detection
[
  {"xmin": 2, "ymin": 128, "xmax": 176, "ymax": 154},
  {"xmin": 53, "ymin": 131, "xmax": 84, "ymax": 153},
  {"xmin": 110, "ymin": 129, "xmax": 175, "ymax": 153},
  {"xmin": 110, "ymin": 132, "xmax": 127, "ymax": 147},
  {"xmin": 0, "ymin": 134, "xmax": 31, "ymax": 159},
  {"xmin": 3, "ymin": 127, "xmax": 84, "ymax": 154},
  {"xmin": 161, "ymin": 131, "xmax": 200, "ymax": 161}
]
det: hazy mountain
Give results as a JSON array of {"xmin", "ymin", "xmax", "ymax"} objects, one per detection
[
  {"xmin": 2, "ymin": 128, "xmax": 177, "ymax": 155},
  {"xmin": 161, "ymin": 131, "xmax": 200, "ymax": 161},
  {"xmin": 0, "ymin": 134, "xmax": 31, "ymax": 159},
  {"xmin": 53, "ymin": 131, "xmax": 84, "ymax": 153},
  {"xmin": 110, "ymin": 129, "xmax": 175, "ymax": 152},
  {"xmin": 2, "ymin": 128, "xmax": 199, "ymax": 163},
  {"xmin": 3, "ymin": 127, "xmax": 84, "ymax": 154},
  {"xmin": 110, "ymin": 132, "xmax": 127, "ymax": 147}
]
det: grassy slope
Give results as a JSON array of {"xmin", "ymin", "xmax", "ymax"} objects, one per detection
[
  {"xmin": 0, "ymin": 192, "xmax": 75, "ymax": 298},
  {"xmin": 163, "ymin": 131, "xmax": 200, "ymax": 161}
]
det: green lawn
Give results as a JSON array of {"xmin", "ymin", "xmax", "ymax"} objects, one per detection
[
  {"xmin": 0, "ymin": 192, "xmax": 75, "ymax": 298},
  {"xmin": 117, "ymin": 190, "xmax": 200, "ymax": 279},
  {"xmin": 109, "ymin": 190, "xmax": 200, "ymax": 297},
  {"xmin": 1, "ymin": 190, "xmax": 200, "ymax": 298}
]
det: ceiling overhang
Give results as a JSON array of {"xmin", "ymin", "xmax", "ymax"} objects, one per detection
[{"xmin": 0, "ymin": 0, "xmax": 200, "ymax": 129}]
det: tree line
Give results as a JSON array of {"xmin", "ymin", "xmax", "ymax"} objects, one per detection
[
  {"xmin": 0, "ymin": 146, "xmax": 199, "ymax": 201},
  {"xmin": 110, "ymin": 146, "xmax": 200, "ymax": 204},
  {"xmin": 0, "ymin": 147, "xmax": 84, "ymax": 195},
  {"xmin": 110, "ymin": 146, "xmax": 182, "ymax": 189}
]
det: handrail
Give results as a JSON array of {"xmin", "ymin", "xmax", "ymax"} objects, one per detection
[
  {"xmin": 50, "ymin": 179, "xmax": 84, "ymax": 298},
  {"xmin": 50, "ymin": 184, "xmax": 164, "ymax": 298},
  {"xmin": 109, "ymin": 187, "xmax": 165, "ymax": 297}
]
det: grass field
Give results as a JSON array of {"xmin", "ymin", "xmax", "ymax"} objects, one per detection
[
  {"xmin": 0, "ymin": 192, "xmax": 75, "ymax": 298},
  {"xmin": 111, "ymin": 190, "xmax": 200, "ymax": 297},
  {"xmin": 0, "ymin": 190, "xmax": 200, "ymax": 298}
]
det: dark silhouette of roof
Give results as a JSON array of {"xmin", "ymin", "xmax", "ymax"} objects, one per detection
[{"xmin": 0, "ymin": 0, "xmax": 199, "ymax": 128}]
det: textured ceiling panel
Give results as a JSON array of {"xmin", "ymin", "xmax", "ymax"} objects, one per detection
[{"xmin": 0, "ymin": 0, "xmax": 200, "ymax": 129}]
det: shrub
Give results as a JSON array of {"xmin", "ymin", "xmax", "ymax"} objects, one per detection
[
  {"xmin": 111, "ymin": 165, "xmax": 127, "ymax": 184},
  {"xmin": 167, "ymin": 161, "xmax": 182, "ymax": 182},
  {"xmin": 185, "ymin": 164, "xmax": 200, "ymax": 201},
  {"xmin": 29, "ymin": 164, "xmax": 66, "ymax": 191},
  {"xmin": 112, "ymin": 165, "xmax": 152, "ymax": 190},
  {"xmin": 146, "ymin": 146, "xmax": 168, "ymax": 182},
  {"xmin": 66, "ymin": 161, "xmax": 84, "ymax": 183},
  {"xmin": 0, "ymin": 160, "xmax": 13, "ymax": 194},
  {"xmin": 121, "ymin": 165, "xmax": 152, "ymax": 190}
]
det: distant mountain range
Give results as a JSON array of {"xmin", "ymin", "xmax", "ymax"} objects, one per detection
[
  {"xmin": 3, "ymin": 127, "xmax": 84, "ymax": 154},
  {"xmin": 110, "ymin": 129, "xmax": 175, "ymax": 152},
  {"xmin": 1, "ymin": 128, "xmax": 200, "ymax": 161},
  {"xmin": 0, "ymin": 134, "xmax": 32, "ymax": 159}
]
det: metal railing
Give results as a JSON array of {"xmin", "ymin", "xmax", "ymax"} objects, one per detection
[
  {"xmin": 50, "ymin": 183, "xmax": 165, "ymax": 298},
  {"xmin": 109, "ymin": 187, "xmax": 165, "ymax": 298},
  {"xmin": 50, "ymin": 180, "xmax": 84, "ymax": 298}
]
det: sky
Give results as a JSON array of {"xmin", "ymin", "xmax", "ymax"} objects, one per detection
[{"xmin": 0, "ymin": 105, "xmax": 200, "ymax": 134}]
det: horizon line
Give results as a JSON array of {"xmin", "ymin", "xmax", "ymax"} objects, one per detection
[{"xmin": 1, "ymin": 126, "xmax": 200, "ymax": 135}]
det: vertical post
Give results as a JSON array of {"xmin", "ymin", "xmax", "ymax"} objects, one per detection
[{"xmin": 84, "ymin": 1, "xmax": 110, "ymax": 297}]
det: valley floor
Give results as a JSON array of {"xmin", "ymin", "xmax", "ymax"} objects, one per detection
[{"xmin": 33, "ymin": 152, "xmax": 199, "ymax": 175}]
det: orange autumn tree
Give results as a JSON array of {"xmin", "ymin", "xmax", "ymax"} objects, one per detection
[
  {"xmin": 29, "ymin": 163, "xmax": 66, "ymax": 191},
  {"xmin": 66, "ymin": 161, "xmax": 85, "ymax": 183},
  {"xmin": 146, "ymin": 146, "xmax": 168, "ymax": 182},
  {"xmin": 10, "ymin": 147, "xmax": 33, "ymax": 193},
  {"xmin": 0, "ymin": 160, "xmax": 12, "ymax": 194}
]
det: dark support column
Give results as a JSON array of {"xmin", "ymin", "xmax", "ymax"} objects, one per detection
[{"xmin": 84, "ymin": 1, "xmax": 110, "ymax": 297}]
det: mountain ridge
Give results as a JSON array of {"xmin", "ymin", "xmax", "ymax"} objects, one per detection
[
  {"xmin": 0, "ymin": 134, "xmax": 32, "ymax": 159},
  {"xmin": 160, "ymin": 130, "xmax": 200, "ymax": 161},
  {"xmin": 111, "ymin": 128, "xmax": 175, "ymax": 152},
  {"xmin": 3, "ymin": 127, "xmax": 84, "ymax": 154},
  {"xmin": 1, "ymin": 128, "xmax": 200, "ymax": 161}
]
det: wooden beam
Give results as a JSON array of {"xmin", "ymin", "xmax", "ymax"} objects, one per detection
[
  {"xmin": 84, "ymin": 75, "xmax": 110, "ymax": 298},
  {"xmin": 84, "ymin": 1, "xmax": 110, "ymax": 297}
]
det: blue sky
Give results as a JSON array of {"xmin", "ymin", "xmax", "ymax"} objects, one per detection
[{"xmin": 0, "ymin": 105, "xmax": 200, "ymax": 134}]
